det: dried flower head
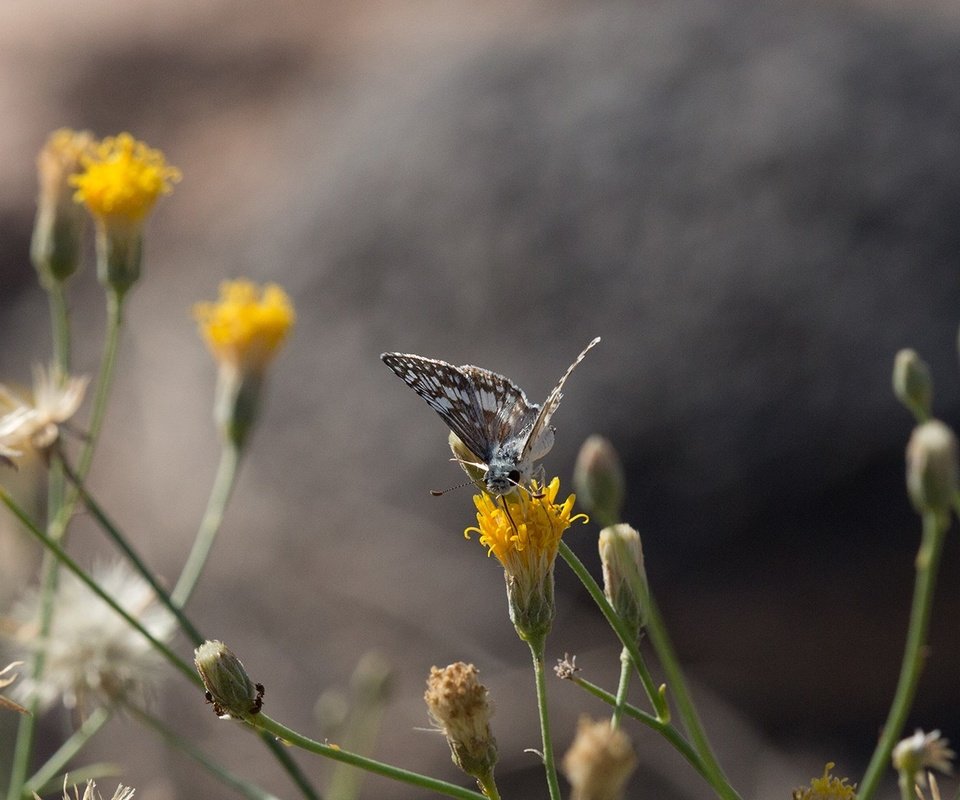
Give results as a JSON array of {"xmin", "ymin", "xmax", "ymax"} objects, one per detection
[
  {"xmin": 32, "ymin": 128, "xmax": 95, "ymax": 284},
  {"xmin": 554, "ymin": 653, "xmax": 580, "ymax": 680},
  {"xmin": 465, "ymin": 478, "xmax": 587, "ymax": 642},
  {"xmin": 424, "ymin": 662, "xmax": 497, "ymax": 781},
  {"xmin": 0, "ymin": 365, "xmax": 88, "ymax": 457},
  {"xmin": 59, "ymin": 778, "xmax": 135, "ymax": 800},
  {"xmin": 14, "ymin": 561, "xmax": 175, "ymax": 711},
  {"xmin": 893, "ymin": 729, "xmax": 955, "ymax": 789},
  {"xmin": 562, "ymin": 716, "xmax": 636, "ymax": 800},
  {"xmin": 0, "ymin": 661, "xmax": 28, "ymax": 714},
  {"xmin": 792, "ymin": 762, "xmax": 857, "ymax": 800}
]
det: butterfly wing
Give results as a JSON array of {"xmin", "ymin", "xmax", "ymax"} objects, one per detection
[
  {"xmin": 520, "ymin": 337, "xmax": 601, "ymax": 460},
  {"xmin": 382, "ymin": 353, "xmax": 536, "ymax": 463}
]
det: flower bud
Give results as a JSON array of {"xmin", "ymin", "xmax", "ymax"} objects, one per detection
[
  {"xmin": 31, "ymin": 129, "xmax": 94, "ymax": 286},
  {"xmin": 194, "ymin": 640, "xmax": 264, "ymax": 720},
  {"xmin": 574, "ymin": 436, "xmax": 625, "ymax": 527},
  {"xmin": 424, "ymin": 662, "xmax": 497, "ymax": 783},
  {"xmin": 562, "ymin": 716, "xmax": 636, "ymax": 800},
  {"xmin": 906, "ymin": 420, "xmax": 959, "ymax": 517},
  {"xmin": 598, "ymin": 525, "xmax": 648, "ymax": 635},
  {"xmin": 893, "ymin": 349, "xmax": 933, "ymax": 422}
]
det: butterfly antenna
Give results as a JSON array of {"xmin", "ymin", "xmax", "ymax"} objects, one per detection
[{"xmin": 429, "ymin": 478, "xmax": 479, "ymax": 497}]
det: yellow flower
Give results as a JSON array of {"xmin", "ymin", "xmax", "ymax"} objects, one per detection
[
  {"xmin": 72, "ymin": 132, "xmax": 180, "ymax": 223},
  {"xmin": 71, "ymin": 132, "xmax": 180, "ymax": 295},
  {"xmin": 194, "ymin": 280, "xmax": 295, "ymax": 448},
  {"xmin": 194, "ymin": 280, "xmax": 295, "ymax": 376},
  {"xmin": 465, "ymin": 478, "xmax": 587, "ymax": 641},
  {"xmin": 32, "ymin": 128, "xmax": 95, "ymax": 284},
  {"xmin": 792, "ymin": 763, "xmax": 857, "ymax": 800}
]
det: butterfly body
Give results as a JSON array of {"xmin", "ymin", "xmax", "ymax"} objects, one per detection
[{"xmin": 381, "ymin": 338, "xmax": 599, "ymax": 496}]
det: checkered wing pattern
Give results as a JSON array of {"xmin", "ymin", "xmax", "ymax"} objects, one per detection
[
  {"xmin": 381, "ymin": 352, "xmax": 538, "ymax": 462},
  {"xmin": 520, "ymin": 337, "xmax": 601, "ymax": 460}
]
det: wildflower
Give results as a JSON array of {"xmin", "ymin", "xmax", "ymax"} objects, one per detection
[
  {"xmin": 31, "ymin": 128, "xmax": 95, "ymax": 286},
  {"xmin": 465, "ymin": 477, "xmax": 587, "ymax": 642},
  {"xmin": 574, "ymin": 435, "xmax": 625, "ymax": 527},
  {"xmin": 0, "ymin": 661, "xmax": 28, "ymax": 714},
  {"xmin": 598, "ymin": 524, "xmax": 648, "ymax": 635},
  {"xmin": 905, "ymin": 420, "xmax": 959, "ymax": 519},
  {"xmin": 59, "ymin": 778, "xmax": 135, "ymax": 800},
  {"xmin": 194, "ymin": 640, "xmax": 264, "ymax": 720},
  {"xmin": 0, "ymin": 364, "xmax": 88, "ymax": 456},
  {"xmin": 194, "ymin": 280, "xmax": 294, "ymax": 448},
  {"xmin": 791, "ymin": 762, "xmax": 857, "ymax": 800},
  {"xmin": 562, "ymin": 716, "xmax": 636, "ymax": 800},
  {"xmin": 72, "ymin": 132, "xmax": 180, "ymax": 296},
  {"xmin": 893, "ymin": 729, "xmax": 954, "ymax": 790},
  {"xmin": 13, "ymin": 561, "xmax": 175, "ymax": 711},
  {"xmin": 424, "ymin": 662, "xmax": 497, "ymax": 784}
]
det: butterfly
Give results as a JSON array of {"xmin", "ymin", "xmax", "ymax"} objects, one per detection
[{"xmin": 381, "ymin": 337, "xmax": 600, "ymax": 496}]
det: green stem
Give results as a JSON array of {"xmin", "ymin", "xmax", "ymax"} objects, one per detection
[
  {"xmin": 49, "ymin": 288, "xmax": 124, "ymax": 543},
  {"xmin": 558, "ymin": 541, "xmax": 740, "ymax": 800},
  {"xmin": 126, "ymin": 703, "xmax": 286, "ymax": 800},
  {"xmin": 171, "ymin": 442, "xmax": 241, "ymax": 608},
  {"xmin": 250, "ymin": 714, "xmax": 487, "ymax": 800},
  {"xmin": 57, "ymin": 453, "xmax": 204, "ymax": 646},
  {"xmin": 0, "ymin": 487, "xmax": 200, "ymax": 689},
  {"xmin": 611, "ymin": 646, "xmax": 632, "ymax": 728},
  {"xmin": 475, "ymin": 772, "xmax": 502, "ymax": 800},
  {"xmin": 857, "ymin": 512, "xmax": 948, "ymax": 800},
  {"xmin": 644, "ymin": 593, "xmax": 738, "ymax": 800},
  {"xmin": 558, "ymin": 542, "xmax": 666, "ymax": 719},
  {"xmin": 527, "ymin": 638, "xmax": 562, "ymax": 800},
  {"xmin": 22, "ymin": 706, "xmax": 112, "ymax": 797},
  {"xmin": 48, "ymin": 281, "xmax": 71, "ymax": 373},
  {"xmin": 569, "ymin": 674, "xmax": 720, "ymax": 793}
]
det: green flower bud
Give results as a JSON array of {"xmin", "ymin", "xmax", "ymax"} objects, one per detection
[
  {"xmin": 598, "ymin": 524, "xmax": 648, "ymax": 635},
  {"xmin": 893, "ymin": 349, "xmax": 933, "ymax": 422},
  {"xmin": 574, "ymin": 436, "xmax": 625, "ymax": 527},
  {"xmin": 906, "ymin": 420, "xmax": 959, "ymax": 518},
  {"xmin": 194, "ymin": 640, "xmax": 264, "ymax": 720}
]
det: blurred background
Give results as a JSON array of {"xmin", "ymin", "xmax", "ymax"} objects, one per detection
[{"xmin": 2, "ymin": 0, "xmax": 960, "ymax": 797}]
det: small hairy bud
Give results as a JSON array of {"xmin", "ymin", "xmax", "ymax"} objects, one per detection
[
  {"xmin": 906, "ymin": 420, "xmax": 959, "ymax": 517},
  {"xmin": 892, "ymin": 349, "xmax": 933, "ymax": 421},
  {"xmin": 194, "ymin": 640, "xmax": 264, "ymax": 720},
  {"xmin": 574, "ymin": 436, "xmax": 625, "ymax": 527}
]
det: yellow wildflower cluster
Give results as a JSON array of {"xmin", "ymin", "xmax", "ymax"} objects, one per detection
[
  {"xmin": 792, "ymin": 763, "xmax": 857, "ymax": 800},
  {"xmin": 194, "ymin": 280, "xmax": 295, "ymax": 376},
  {"xmin": 72, "ymin": 132, "xmax": 180, "ymax": 223}
]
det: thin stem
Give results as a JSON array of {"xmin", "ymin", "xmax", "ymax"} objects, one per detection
[
  {"xmin": 611, "ymin": 646, "xmax": 632, "ymax": 728},
  {"xmin": 857, "ymin": 512, "xmax": 948, "ymax": 800},
  {"xmin": 126, "ymin": 703, "xmax": 286, "ymax": 800},
  {"xmin": 568, "ymin": 674, "xmax": 718, "ymax": 792},
  {"xmin": 171, "ymin": 441, "xmax": 241, "ymax": 608},
  {"xmin": 644, "ymin": 593, "xmax": 738, "ymax": 800},
  {"xmin": 475, "ymin": 772, "xmax": 502, "ymax": 800},
  {"xmin": 250, "ymin": 714, "xmax": 488, "ymax": 800},
  {"xmin": 558, "ymin": 541, "xmax": 740, "ymax": 800},
  {"xmin": 528, "ymin": 638, "xmax": 562, "ymax": 800},
  {"xmin": 558, "ymin": 542, "xmax": 665, "ymax": 718},
  {"xmin": 22, "ymin": 706, "xmax": 112, "ymax": 797},
  {"xmin": 48, "ymin": 281, "xmax": 71, "ymax": 373},
  {"xmin": 0, "ymin": 487, "xmax": 200, "ymax": 688},
  {"xmin": 58, "ymin": 453, "xmax": 204, "ymax": 646}
]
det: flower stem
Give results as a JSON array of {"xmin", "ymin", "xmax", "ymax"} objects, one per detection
[
  {"xmin": 611, "ymin": 646, "xmax": 632, "ymax": 728},
  {"xmin": 527, "ymin": 637, "xmax": 562, "ymax": 800},
  {"xmin": 171, "ymin": 441, "xmax": 241, "ymax": 608},
  {"xmin": 57, "ymin": 453, "xmax": 205, "ymax": 645},
  {"xmin": 475, "ymin": 771, "xmax": 502, "ymax": 800},
  {"xmin": 250, "ymin": 713, "xmax": 488, "ymax": 800},
  {"xmin": 568, "ymin": 673, "xmax": 721, "ymax": 793},
  {"xmin": 857, "ymin": 511, "xmax": 948, "ymax": 800},
  {"xmin": 22, "ymin": 706, "xmax": 112, "ymax": 797},
  {"xmin": 126, "ymin": 702, "xmax": 286, "ymax": 800}
]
